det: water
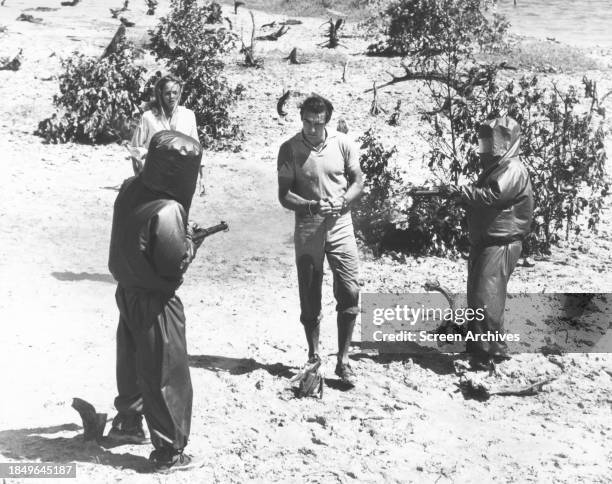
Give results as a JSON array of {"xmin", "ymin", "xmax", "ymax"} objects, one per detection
[{"xmin": 495, "ymin": 0, "xmax": 612, "ymax": 48}]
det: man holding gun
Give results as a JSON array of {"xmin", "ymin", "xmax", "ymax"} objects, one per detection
[
  {"xmin": 440, "ymin": 116, "xmax": 534, "ymax": 369},
  {"xmin": 107, "ymin": 131, "xmax": 208, "ymax": 469}
]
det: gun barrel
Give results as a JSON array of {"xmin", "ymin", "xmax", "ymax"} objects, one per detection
[
  {"xmin": 197, "ymin": 221, "xmax": 229, "ymax": 239},
  {"xmin": 409, "ymin": 187, "xmax": 442, "ymax": 197}
]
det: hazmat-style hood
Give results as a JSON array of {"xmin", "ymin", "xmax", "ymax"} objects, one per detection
[
  {"xmin": 478, "ymin": 116, "xmax": 521, "ymax": 161},
  {"xmin": 141, "ymin": 130, "xmax": 202, "ymax": 213}
]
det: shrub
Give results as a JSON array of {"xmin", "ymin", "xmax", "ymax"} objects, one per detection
[
  {"xmin": 354, "ymin": 130, "xmax": 470, "ymax": 257},
  {"xmin": 408, "ymin": 74, "xmax": 608, "ymax": 256},
  {"xmin": 149, "ymin": 0, "xmax": 243, "ymax": 150},
  {"xmin": 363, "ymin": 0, "xmax": 607, "ymax": 256},
  {"xmin": 353, "ymin": 129, "xmax": 400, "ymax": 251},
  {"xmin": 367, "ymin": 0, "xmax": 507, "ymax": 58},
  {"xmin": 495, "ymin": 77, "xmax": 608, "ymax": 252},
  {"xmin": 35, "ymin": 39, "xmax": 145, "ymax": 144}
]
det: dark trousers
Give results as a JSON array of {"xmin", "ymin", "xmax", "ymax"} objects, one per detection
[
  {"xmin": 114, "ymin": 285, "xmax": 192, "ymax": 451},
  {"xmin": 466, "ymin": 241, "xmax": 522, "ymax": 357}
]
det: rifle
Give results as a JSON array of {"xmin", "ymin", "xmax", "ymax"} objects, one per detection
[
  {"xmin": 408, "ymin": 186, "xmax": 442, "ymax": 197},
  {"xmin": 192, "ymin": 221, "xmax": 229, "ymax": 247}
]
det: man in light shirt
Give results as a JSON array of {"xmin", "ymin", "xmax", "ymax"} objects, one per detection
[{"xmin": 277, "ymin": 95, "xmax": 364, "ymax": 387}]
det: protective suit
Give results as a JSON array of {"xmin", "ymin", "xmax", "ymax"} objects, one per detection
[
  {"xmin": 459, "ymin": 117, "xmax": 534, "ymax": 359},
  {"xmin": 108, "ymin": 130, "xmax": 202, "ymax": 452}
]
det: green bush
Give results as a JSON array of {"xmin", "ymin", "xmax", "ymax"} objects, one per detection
[
  {"xmin": 35, "ymin": 40, "xmax": 145, "ymax": 144},
  {"xmin": 353, "ymin": 129, "xmax": 400, "ymax": 250},
  {"xmin": 362, "ymin": 0, "xmax": 607, "ymax": 257},
  {"xmin": 495, "ymin": 77, "xmax": 608, "ymax": 252},
  {"xmin": 149, "ymin": 0, "xmax": 244, "ymax": 150},
  {"xmin": 354, "ymin": 130, "xmax": 470, "ymax": 257},
  {"xmin": 367, "ymin": 0, "xmax": 507, "ymax": 58}
]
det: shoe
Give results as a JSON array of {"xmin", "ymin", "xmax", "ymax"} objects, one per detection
[
  {"xmin": 306, "ymin": 354, "xmax": 322, "ymax": 369},
  {"xmin": 107, "ymin": 414, "xmax": 147, "ymax": 445},
  {"xmin": 149, "ymin": 447, "xmax": 192, "ymax": 470},
  {"xmin": 335, "ymin": 362, "xmax": 356, "ymax": 387}
]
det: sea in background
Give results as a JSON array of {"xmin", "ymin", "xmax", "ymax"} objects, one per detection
[{"xmin": 495, "ymin": 0, "xmax": 612, "ymax": 48}]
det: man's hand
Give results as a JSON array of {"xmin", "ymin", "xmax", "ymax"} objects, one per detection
[
  {"xmin": 192, "ymin": 230, "xmax": 207, "ymax": 249},
  {"xmin": 318, "ymin": 196, "xmax": 346, "ymax": 217},
  {"xmin": 131, "ymin": 156, "xmax": 143, "ymax": 176}
]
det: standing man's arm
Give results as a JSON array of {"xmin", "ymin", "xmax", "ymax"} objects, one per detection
[
  {"xmin": 321, "ymin": 139, "xmax": 364, "ymax": 216},
  {"xmin": 277, "ymin": 142, "xmax": 322, "ymax": 215}
]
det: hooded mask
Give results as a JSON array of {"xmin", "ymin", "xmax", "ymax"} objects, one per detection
[
  {"xmin": 141, "ymin": 130, "xmax": 202, "ymax": 214},
  {"xmin": 478, "ymin": 116, "xmax": 521, "ymax": 161}
]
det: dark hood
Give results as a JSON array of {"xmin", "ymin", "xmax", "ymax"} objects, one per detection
[{"xmin": 141, "ymin": 130, "xmax": 202, "ymax": 213}]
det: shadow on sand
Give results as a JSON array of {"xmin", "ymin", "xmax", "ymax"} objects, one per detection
[
  {"xmin": 189, "ymin": 354, "xmax": 297, "ymax": 378},
  {"xmin": 0, "ymin": 423, "xmax": 154, "ymax": 473},
  {"xmin": 51, "ymin": 271, "xmax": 116, "ymax": 284},
  {"xmin": 349, "ymin": 341, "xmax": 461, "ymax": 376}
]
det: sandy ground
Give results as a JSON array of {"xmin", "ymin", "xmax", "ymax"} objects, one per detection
[{"xmin": 0, "ymin": 0, "xmax": 611, "ymax": 483}]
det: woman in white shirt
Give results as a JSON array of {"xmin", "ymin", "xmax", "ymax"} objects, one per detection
[{"xmin": 130, "ymin": 75, "xmax": 200, "ymax": 178}]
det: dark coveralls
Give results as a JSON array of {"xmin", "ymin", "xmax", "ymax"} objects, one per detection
[
  {"xmin": 459, "ymin": 117, "xmax": 534, "ymax": 359},
  {"xmin": 108, "ymin": 131, "xmax": 202, "ymax": 452}
]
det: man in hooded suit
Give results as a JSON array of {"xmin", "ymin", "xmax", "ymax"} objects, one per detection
[
  {"xmin": 443, "ymin": 116, "xmax": 534, "ymax": 369},
  {"xmin": 107, "ymin": 130, "xmax": 203, "ymax": 468}
]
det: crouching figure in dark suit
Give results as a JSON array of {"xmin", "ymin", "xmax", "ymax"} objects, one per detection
[
  {"xmin": 107, "ymin": 130, "xmax": 204, "ymax": 469},
  {"xmin": 442, "ymin": 117, "xmax": 534, "ymax": 370}
]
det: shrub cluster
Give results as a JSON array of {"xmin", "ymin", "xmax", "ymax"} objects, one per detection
[
  {"xmin": 355, "ymin": 130, "xmax": 470, "ymax": 257},
  {"xmin": 357, "ymin": 0, "xmax": 608, "ymax": 257},
  {"xmin": 367, "ymin": 0, "xmax": 507, "ymax": 58},
  {"xmin": 35, "ymin": 39, "xmax": 145, "ymax": 144},
  {"xmin": 353, "ymin": 129, "xmax": 400, "ymax": 251},
  {"xmin": 37, "ymin": 0, "xmax": 244, "ymax": 151}
]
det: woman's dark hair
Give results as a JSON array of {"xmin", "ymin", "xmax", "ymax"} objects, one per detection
[
  {"xmin": 299, "ymin": 95, "xmax": 334, "ymax": 123},
  {"xmin": 151, "ymin": 74, "xmax": 183, "ymax": 115}
]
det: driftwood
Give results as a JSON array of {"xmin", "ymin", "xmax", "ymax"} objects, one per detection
[
  {"xmin": 255, "ymin": 25, "xmax": 289, "ymax": 41},
  {"xmin": 110, "ymin": 0, "xmax": 129, "ymax": 18},
  {"xmin": 71, "ymin": 398, "xmax": 107, "ymax": 442},
  {"xmin": 0, "ymin": 48, "xmax": 22, "ymax": 71},
  {"xmin": 277, "ymin": 90, "xmax": 291, "ymax": 117},
  {"xmin": 119, "ymin": 16, "xmax": 134, "ymax": 27},
  {"xmin": 282, "ymin": 19, "xmax": 302, "ymax": 25},
  {"xmin": 242, "ymin": 11, "xmax": 257, "ymax": 66},
  {"xmin": 234, "ymin": 0, "xmax": 244, "ymax": 14},
  {"xmin": 388, "ymin": 99, "xmax": 402, "ymax": 126},
  {"xmin": 16, "ymin": 13, "xmax": 43, "ymax": 23},
  {"xmin": 365, "ymin": 62, "xmax": 517, "ymax": 98},
  {"xmin": 369, "ymin": 81, "xmax": 385, "ymax": 115},
  {"xmin": 460, "ymin": 377, "xmax": 556, "ymax": 401},
  {"xmin": 101, "ymin": 24, "xmax": 126, "ymax": 58},
  {"xmin": 285, "ymin": 47, "xmax": 300, "ymax": 65},
  {"xmin": 319, "ymin": 18, "xmax": 343, "ymax": 48},
  {"xmin": 146, "ymin": 0, "xmax": 157, "ymax": 15},
  {"xmin": 25, "ymin": 6, "xmax": 59, "ymax": 11},
  {"xmin": 61, "ymin": 0, "xmax": 81, "ymax": 6}
]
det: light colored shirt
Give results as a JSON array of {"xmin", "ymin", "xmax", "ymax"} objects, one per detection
[
  {"xmin": 129, "ymin": 106, "xmax": 199, "ymax": 160},
  {"xmin": 277, "ymin": 130, "xmax": 361, "ymax": 202}
]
